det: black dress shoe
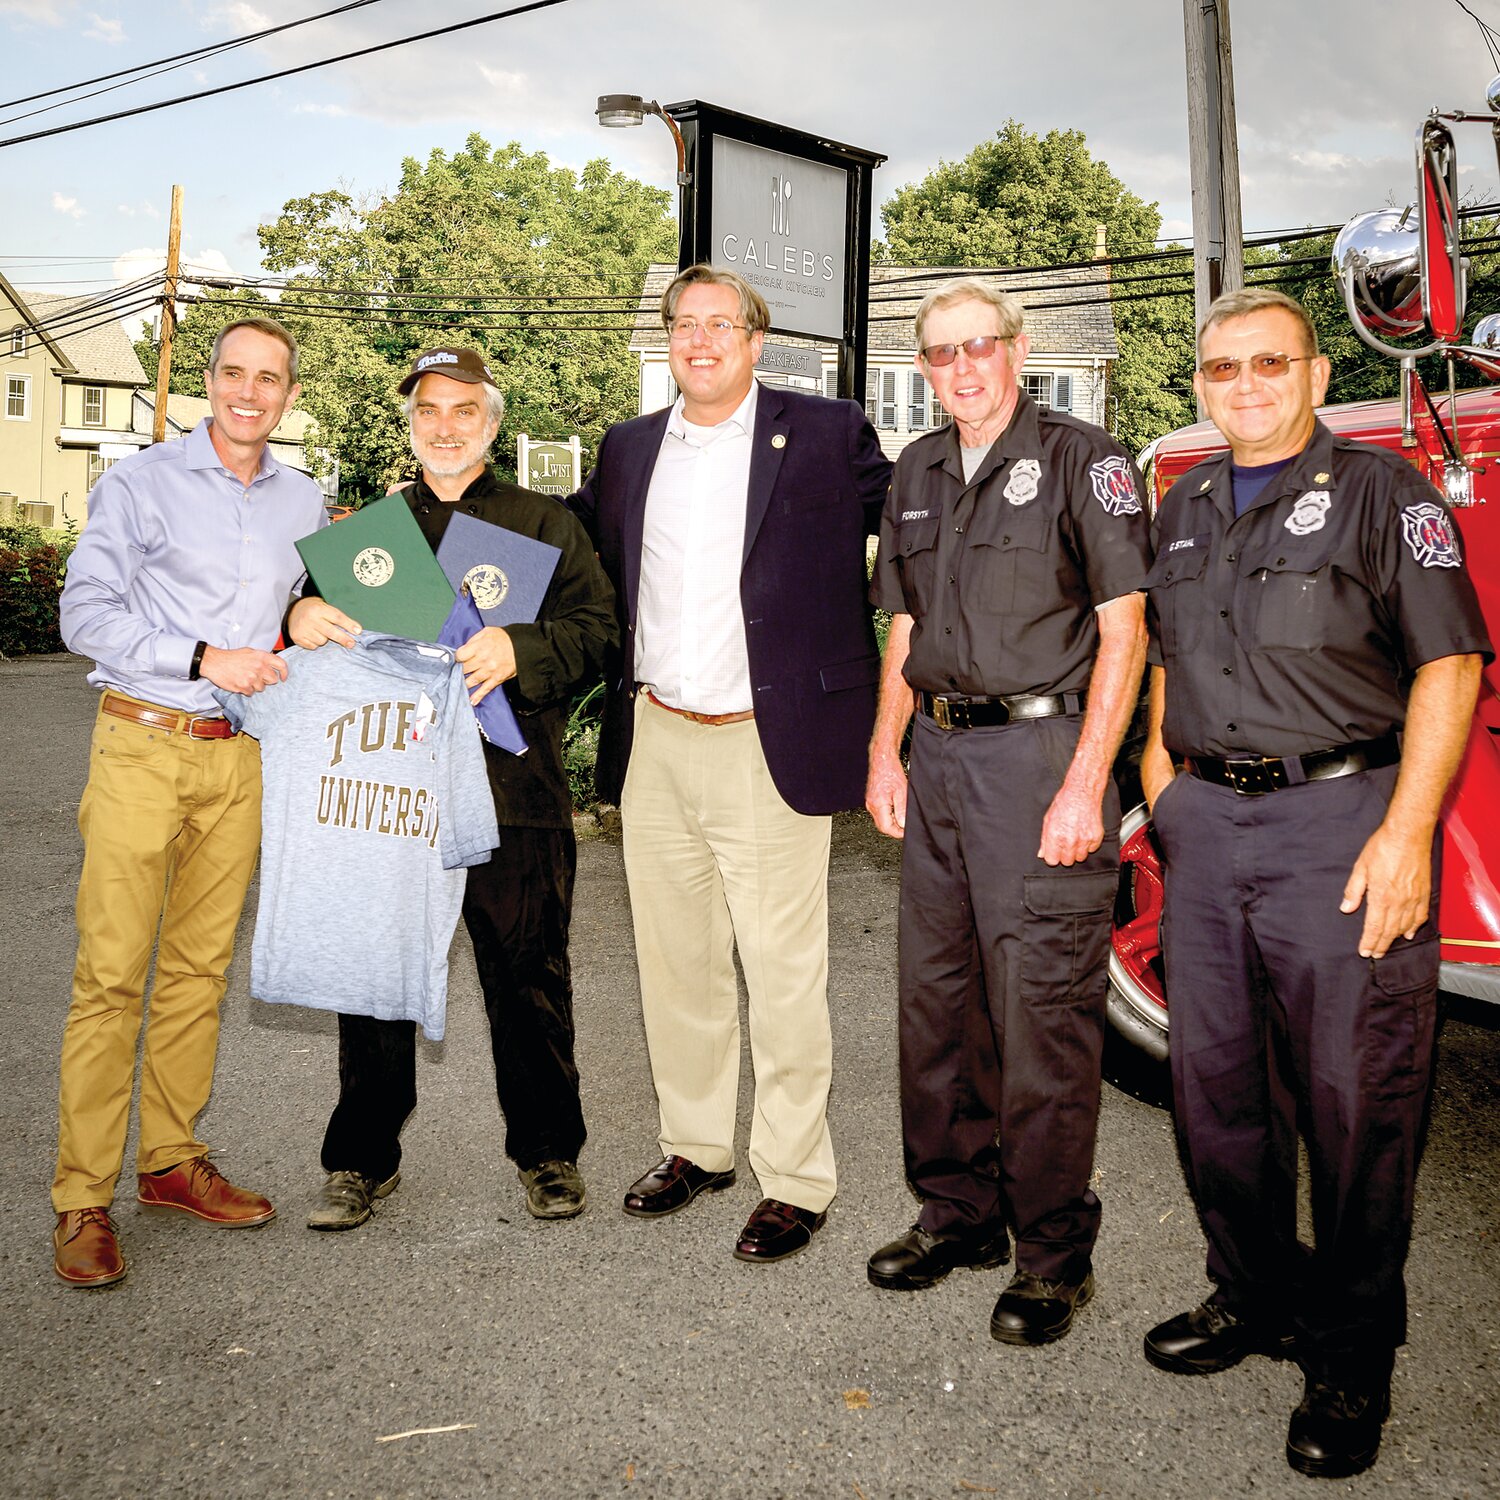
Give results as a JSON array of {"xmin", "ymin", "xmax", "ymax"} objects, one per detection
[
  {"xmin": 733, "ymin": 1198, "xmax": 826, "ymax": 1262},
  {"xmin": 1286, "ymin": 1376, "xmax": 1391, "ymax": 1478},
  {"xmin": 519, "ymin": 1160, "xmax": 586, "ymax": 1220},
  {"xmin": 867, "ymin": 1224, "xmax": 1011, "ymax": 1290},
  {"xmin": 1144, "ymin": 1301, "xmax": 1297, "ymax": 1375},
  {"xmin": 622, "ymin": 1155, "xmax": 735, "ymax": 1218},
  {"xmin": 989, "ymin": 1269, "xmax": 1095, "ymax": 1346}
]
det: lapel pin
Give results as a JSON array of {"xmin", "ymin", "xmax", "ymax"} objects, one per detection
[
  {"xmin": 771, "ymin": 434, "xmax": 786, "ymax": 449},
  {"xmin": 1199, "ymin": 478, "xmax": 1212, "ymax": 492},
  {"xmin": 1314, "ymin": 471, "xmax": 1330, "ymax": 483}
]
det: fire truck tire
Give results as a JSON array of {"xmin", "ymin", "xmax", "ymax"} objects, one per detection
[{"xmin": 1107, "ymin": 801, "xmax": 1170, "ymax": 1063}]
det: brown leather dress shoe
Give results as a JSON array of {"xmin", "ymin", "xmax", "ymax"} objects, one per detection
[
  {"xmin": 733, "ymin": 1197, "xmax": 826, "ymax": 1262},
  {"xmin": 138, "ymin": 1156, "xmax": 275, "ymax": 1227},
  {"xmin": 623, "ymin": 1155, "xmax": 736, "ymax": 1217},
  {"xmin": 54, "ymin": 1208, "xmax": 126, "ymax": 1287}
]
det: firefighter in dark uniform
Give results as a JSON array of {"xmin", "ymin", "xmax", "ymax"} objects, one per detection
[
  {"xmin": 865, "ymin": 279, "xmax": 1152, "ymax": 1346},
  {"xmin": 1139, "ymin": 289, "xmax": 1490, "ymax": 1479}
]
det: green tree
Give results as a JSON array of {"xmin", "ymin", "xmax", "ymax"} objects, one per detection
[
  {"xmin": 876, "ymin": 120, "xmax": 1197, "ymax": 452},
  {"xmin": 142, "ymin": 138, "xmax": 675, "ymax": 500}
]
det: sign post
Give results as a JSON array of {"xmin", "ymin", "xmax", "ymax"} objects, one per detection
[{"xmin": 662, "ymin": 102, "xmax": 885, "ymax": 402}]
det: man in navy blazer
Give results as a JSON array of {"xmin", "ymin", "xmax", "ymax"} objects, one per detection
[{"xmin": 570, "ymin": 264, "xmax": 890, "ymax": 1261}]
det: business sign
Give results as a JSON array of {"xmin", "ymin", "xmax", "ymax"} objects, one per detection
[
  {"xmin": 517, "ymin": 434, "xmax": 581, "ymax": 496},
  {"xmin": 755, "ymin": 342, "xmax": 823, "ymax": 381},
  {"xmin": 711, "ymin": 136, "xmax": 848, "ymax": 341}
]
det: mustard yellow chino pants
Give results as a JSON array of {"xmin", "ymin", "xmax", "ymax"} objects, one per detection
[{"xmin": 52, "ymin": 698, "xmax": 263, "ymax": 1212}]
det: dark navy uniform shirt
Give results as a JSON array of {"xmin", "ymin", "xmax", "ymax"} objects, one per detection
[
  {"xmin": 870, "ymin": 393, "xmax": 1153, "ymax": 698},
  {"xmin": 1146, "ymin": 420, "xmax": 1492, "ymax": 760}
]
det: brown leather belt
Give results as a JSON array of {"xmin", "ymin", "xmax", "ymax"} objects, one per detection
[
  {"xmin": 1185, "ymin": 734, "xmax": 1399, "ymax": 796},
  {"xmin": 644, "ymin": 689, "xmax": 754, "ymax": 727},
  {"xmin": 916, "ymin": 689, "xmax": 1085, "ymax": 731},
  {"xmin": 101, "ymin": 693, "xmax": 239, "ymax": 740}
]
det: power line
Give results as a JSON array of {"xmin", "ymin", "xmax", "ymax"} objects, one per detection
[
  {"xmin": 0, "ymin": 0, "xmax": 576, "ymax": 151},
  {"xmin": 1452, "ymin": 0, "xmax": 1500, "ymax": 72},
  {"xmin": 0, "ymin": 0, "xmax": 393, "ymax": 129}
]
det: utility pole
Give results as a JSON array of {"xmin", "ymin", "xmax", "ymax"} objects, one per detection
[
  {"xmin": 151, "ymin": 184, "xmax": 183, "ymax": 445},
  {"xmin": 1183, "ymin": 1, "xmax": 1244, "ymax": 345}
]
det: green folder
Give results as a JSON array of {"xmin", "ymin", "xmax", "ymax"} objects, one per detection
[{"xmin": 296, "ymin": 494, "xmax": 455, "ymax": 642}]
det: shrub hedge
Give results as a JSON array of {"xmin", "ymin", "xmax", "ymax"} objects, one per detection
[{"xmin": 0, "ymin": 522, "xmax": 76, "ymax": 657}]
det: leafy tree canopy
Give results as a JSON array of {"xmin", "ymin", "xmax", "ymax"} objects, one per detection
[{"xmin": 137, "ymin": 136, "xmax": 675, "ymax": 499}]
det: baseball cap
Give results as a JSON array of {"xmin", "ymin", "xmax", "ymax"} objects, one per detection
[{"xmin": 397, "ymin": 346, "xmax": 500, "ymax": 395}]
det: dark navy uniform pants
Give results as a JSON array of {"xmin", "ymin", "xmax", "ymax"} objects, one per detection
[
  {"xmin": 1152, "ymin": 764, "xmax": 1438, "ymax": 1382},
  {"xmin": 321, "ymin": 824, "xmax": 586, "ymax": 1180},
  {"xmin": 899, "ymin": 712, "xmax": 1119, "ymax": 1281}
]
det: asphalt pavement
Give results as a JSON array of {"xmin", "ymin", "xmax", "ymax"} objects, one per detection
[{"xmin": 2, "ymin": 655, "xmax": 1496, "ymax": 1500}]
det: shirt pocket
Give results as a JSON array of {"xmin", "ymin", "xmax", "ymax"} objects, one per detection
[
  {"xmin": 1143, "ymin": 541, "xmax": 1209, "ymax": 656},
  {"xmin": 1238, "ymin": 541, "xmax": 1337, "ymax": 651},
  {"xmin": 970, "ymin": 510, "xmax": 1050, "ymax": 618},
  {"xmin": 894, "ymin": 515, "xmax": 941, "ymax": 616}
]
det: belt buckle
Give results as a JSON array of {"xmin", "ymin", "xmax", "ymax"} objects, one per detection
[
  {"xmin": 184, "ymin": 714, "xmax": 223, "ymax": 740},
  {"xmin": 930, "ymin": 696, "xmax": 955, "ymax": 730},
  {"xmin": 1225, "ymin": 758, "xmax": 1277, "ymax": 796}
]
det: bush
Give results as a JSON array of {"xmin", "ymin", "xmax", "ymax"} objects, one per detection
[
  {"xmin": 0, "ymin": 522, "xmax": 77, "ymax": 657},
  {"xmin": 563, "ymin": 682, "xmax": 605, "ymax": 812}
]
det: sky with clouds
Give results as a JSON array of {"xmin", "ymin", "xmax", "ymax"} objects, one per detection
[{"xmin": 2, "ymin": 0, "xmax": 1497, "ymax": 311}]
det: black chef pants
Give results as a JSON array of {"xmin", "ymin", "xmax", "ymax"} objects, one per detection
[
  {"xmin": 898, "ymin": 712, "xmax": 1118, "ymax": 1282},
  {"xmin": 320, "ymin": 824, "xmax": 586, "ymax": 1179},
  {"xmin": 1152, "ymin": 764, "xmax": 1438, "ymax": 1383}
]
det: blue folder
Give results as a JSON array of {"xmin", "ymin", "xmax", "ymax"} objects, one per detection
[
  {"xmin": 434, "ymin": 511, "xmax": 561, "ymax": 629},
  {"xmin": 438, "ymin": 591, "xmax": 527, "ymax": 756}
]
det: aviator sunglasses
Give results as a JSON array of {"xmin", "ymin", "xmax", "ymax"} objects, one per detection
[
  {"xmin": 1198, "ymin": 352, "xmax": 1312, "ymax": 382},
  {"xmin": 920, "ymin": 334, "xmax": 1010, "ymax": 367}
]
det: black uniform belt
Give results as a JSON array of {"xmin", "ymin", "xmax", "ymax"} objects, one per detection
[
  {"xmin": 1184, "ymin": 734, "xmax": 1400, "ymax": 796},
  {"xmin": 916, "ymin": 690, "xmax": 1085, "ymax": 731}
]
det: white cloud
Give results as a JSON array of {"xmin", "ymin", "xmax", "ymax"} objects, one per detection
[
  {"xmin": 51, "ymin": 192, "xmax": 85, "ymax": 220},
  {"xmin": 82, "ymin": 12, "xmax": 124, "ymax": 44},
  {"xmin": 207, "ymin": 2, "xmax": 271, "ymax": 32},
  {"xmin": 0, "ymin": 0, "xmax": 70, "ymax": 24},
  {"xmin": 292, "ymin": 102, "xmax": 348, "ymax": 117}
]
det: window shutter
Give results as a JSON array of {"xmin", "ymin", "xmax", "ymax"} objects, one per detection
[{"xmin": 1054, "ymin": 374, "xmax": 1073, "ymax": 413}]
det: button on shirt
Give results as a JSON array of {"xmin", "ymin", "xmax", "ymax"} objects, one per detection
[
  {"xmin": 1145, "ymin": 420, "xmax": 1493, "ymax": 759},
  {"xmin": 870, "ymin": 393, "xmax": 1153, "ymax": 697},
  {"xmin": 635, "ymin": 383, "xmax": 757, "ymax": 715},
  {"xmin": 60, "ymin": 418, "xmax": 327, "ymax": 714}
]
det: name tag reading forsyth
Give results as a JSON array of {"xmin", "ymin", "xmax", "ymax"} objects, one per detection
[
  {"xmin": 434, "ymin": 511, "xmax": 562, "ymax": 629},
  {"xmin": 296, "ymin": 494, "xmax": 456, "ymax": 642}
]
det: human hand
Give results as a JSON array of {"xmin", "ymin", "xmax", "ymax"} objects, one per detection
[
  {"xmin": 287, "ymin": 596, "xmax": 361, "ymax": 649},
  {"xmin": 865, "ymin": 751, "xmax": 908, "ymax": 839},
  {"xmin": 1341, "ymin": 823, "xmax": 1432, "ymax": 959},
  {"xmin": 198, "ymin": 646, "xmax": 288, "ymax": 695},
  {"xmin": 453, "ymin": 626, "xmax": 517, "ymax": 706},
  {"xmin": 1039, "ymin": 779, "xmax": 1105, "ymax": 866}
]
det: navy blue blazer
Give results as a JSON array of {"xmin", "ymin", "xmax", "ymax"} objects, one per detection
[{"xmin": 568, "ymin": 384, "xmax": 892, "ymax": 816}]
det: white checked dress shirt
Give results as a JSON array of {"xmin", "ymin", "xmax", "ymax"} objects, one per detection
[{"xmin": 635, "ymin": 382, "xmax": 758, "ymax": 715}]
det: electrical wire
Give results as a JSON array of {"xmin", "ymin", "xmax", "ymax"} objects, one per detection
[
  {"xmin": 0, "ymin": 0, "xmax": 393, "ymax": 128},
  {"xmin": 0, "ymin": 0, "xmax": 576, "ymax": 150}
]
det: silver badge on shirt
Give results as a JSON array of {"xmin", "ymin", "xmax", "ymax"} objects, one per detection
[
  {"xmin": 1003, "ymin": 458, "xmax": 1041, "ymax": 507},
  {"xmin": 1284, "ymin": 490, "xmax": 1332, "ymax": 536}
]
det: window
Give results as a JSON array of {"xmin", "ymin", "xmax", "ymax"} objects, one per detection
[
  {"xmin": 5, "ymin": 374, "xmax": 29, "ymax": 419},
  {"xmin": 909, "ymin": 371, "xmax": 930, "ymax": 431},
  {"xmin": 1020, "ymin": 373, "xmax": 1053, "ymax": 406},
  {"xmin": 9, "ymin": 327, "xmax": 25, "ymax": 355},
  {"xmin": 83, "ymin": 385, "xmax": 104, "ymax": 426},
  {"xmin": 88, "ymin": 451, "xmax": 116, "ymax": 490}
]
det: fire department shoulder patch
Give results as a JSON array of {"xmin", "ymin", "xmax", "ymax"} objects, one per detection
[
  {"xmin": 1089, "ymin": 455, "xmax": 1142, "ymax": 516},
  {"xmin": 1400, "ymin": 501, "xmax": 1462, "ymax": 568}
]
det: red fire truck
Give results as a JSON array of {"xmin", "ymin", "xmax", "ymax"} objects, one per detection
[{"xmin": 1106, "ymin": 93, "xmax": 1500, "ymax": 1060}]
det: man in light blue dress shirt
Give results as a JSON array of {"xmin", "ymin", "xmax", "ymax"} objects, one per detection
[{"xmin": 51, "ymin": 317, "xmax": 327, "ymax": 1287}]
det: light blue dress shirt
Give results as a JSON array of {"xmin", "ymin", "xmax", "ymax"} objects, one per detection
[{"xmin": 61, "ymin": 418, "xmax": 328, "ymax": 714}]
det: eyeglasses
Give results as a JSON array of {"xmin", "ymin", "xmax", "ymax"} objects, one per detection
[
  {"xmin": 1198, "ymin": 352, "xmax": 1311, "ymax": 383},
  {"xmin": 920, "ymin": 334, "xmax": 1010, "ymax": 367},
  {"xmin": 668, "ymin": 317, "xmax": 750, "ymax": 342}
]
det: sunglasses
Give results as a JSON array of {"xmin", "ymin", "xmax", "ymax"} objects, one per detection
[
  {"xmin": 920, "ymin": 334, "xmax": 1010, "ymax": 367},
  {"xmin": 1198, "ymin": 352, "xmax": 1311, "ymax": 383}
]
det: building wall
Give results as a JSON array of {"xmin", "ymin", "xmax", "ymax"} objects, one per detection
[{"xmin": 0, "ymin": 331, "xmax": 52, "ymax": 520}]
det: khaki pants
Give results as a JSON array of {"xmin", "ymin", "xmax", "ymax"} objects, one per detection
[
  {"xmin": 622, "ymin": 695, "xmax": 836, "ymax": 1212},
  {"xmin": 52, "ymin": 698, "xmax": 263, "ymax": 1211}
]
